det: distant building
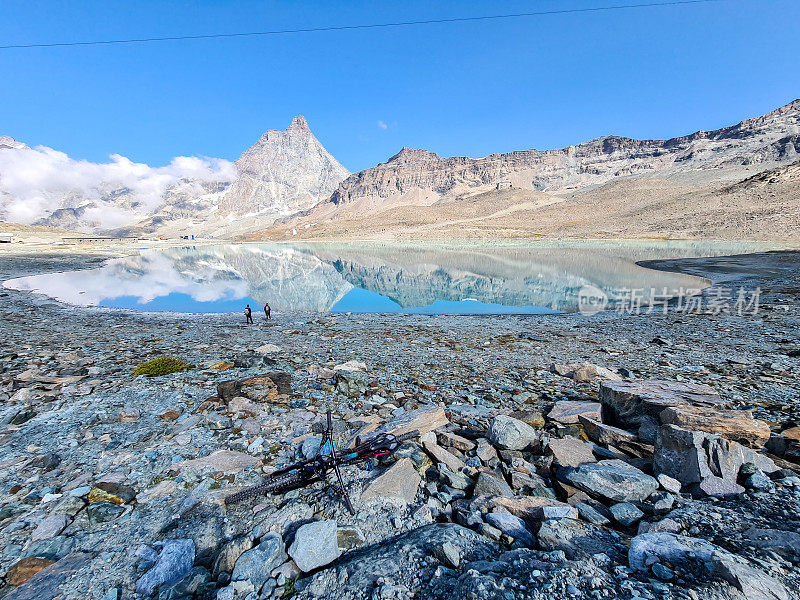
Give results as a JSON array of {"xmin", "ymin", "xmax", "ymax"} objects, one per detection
[
  {"xmin": 496, "ymin": 181, "xmax": 513, "ymax": 190},
  {"xmin": 0, "ymin": 233, "xmax": 13, "ymax": 243},
  {"xmin": 61, "ymin": 236, "xmax": 139, "ymax": 244}
]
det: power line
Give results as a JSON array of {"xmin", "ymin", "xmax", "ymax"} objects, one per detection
[{"xmin": 0, "ymin": 0, "xmax": 729, "ymax": 51}]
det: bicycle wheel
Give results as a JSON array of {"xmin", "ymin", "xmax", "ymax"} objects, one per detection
[{"xmin": 224, "ymin": 471, "xmax": 304, "ymax": 506}]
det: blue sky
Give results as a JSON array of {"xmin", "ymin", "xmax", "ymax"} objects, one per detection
[{"xmin": 1, "ymin": 0, "xmax": 798, "ymax": 173}]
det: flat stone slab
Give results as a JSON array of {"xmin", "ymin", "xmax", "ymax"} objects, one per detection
[
  {"xmin": 546, "ymin": 436, "xmax": 597, "ymax": 467},
  {"xmin": 659, "ymin": 404, "xmax": 771, "ymax": 448},
  {"xmin": 558, "ymin": 459, "xmax": 658, "ymax": 503},
  {"xmin": 371, "ymin": 405, "xmax": 448, "ymax": 437},
  {"xmin": 361, "ymin": 458, "xmax": 421, "ymax": 505},
  {"xmin": 547, "ymin": 401, "xmax": 602, "ymax": 425},
  {"xmin": 550, "ymin": 362, "xmax": 622, "ymax": 382},
  {"xmin": 170, "ymin": 450, "xmax": 258, "ymax": 475},
  {"xmin": 600, "ymin": 379, "xmax": 728, "ymax": 429},
  {"xmin": 578, "ymin": 416, "xmax": 638, "ymax": 447}
]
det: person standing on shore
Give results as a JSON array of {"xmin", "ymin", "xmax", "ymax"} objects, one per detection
[
  {"xmin": 264, "ymin": 302, "xmax": 271, "ymax": 321},
  {"xmin": 244, "ymin": 304, "xmax": 253, "ymax": 324}
]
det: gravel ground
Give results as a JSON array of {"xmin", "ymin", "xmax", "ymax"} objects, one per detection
[{"xmin": 0, "ymin": 249, "xmax": 798, "ymax": 600}]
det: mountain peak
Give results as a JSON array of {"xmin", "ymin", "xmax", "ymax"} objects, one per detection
[
  {"xmin": 0, "ymin": 136, "xmax": 28, "ymax": 150},
  {"xmin": 288, "ymin": 115, "xmax": 310, "ymax": 132},
  {"xmin": 386, "ymin": 147, "xmax": 440, "ymax": 165}
]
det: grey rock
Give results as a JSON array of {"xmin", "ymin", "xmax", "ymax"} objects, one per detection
[
  {"xmin": 558, "ymin": 459, "xmax": 658, "ymax": 503},
  {"xmin": 294, "ymin": 525, "xmax": 492, "ymax": 599},
  {"xmin": 609, "ymin": 502, "xmax": 644, "ymax": 526},
  {"xmin": 487, "ymin": 415, "xmax": 539, "ymax": 451},
  {"xmin": 537, "ymin": 519, "xmax": 619, "ymax": 559},
  {"xmin": 23, "ymin": 535, "xmax": 76, "ymax": 561},
  {"xmin": 212, "ymin": 536, "xmax": 253, "ymax": 579},
  {"xmin": 361, "ymin": 458, "xmax": 421, "ymax": 505},
  {"xmin": 473, "ymin": 472, "xmax": 513, "ymax": 497},
  {"xmin": 86, "ymin": 501, "xmax": 125, "ymax": 525},
  {"xmin": 231, "ymin": 534, "xmax": 286, "ymax": 590},
  {"xmin": 651, "ymin": 562, "xmax": 674, "ymax": 581},
  {"xmin": 336, "ymin": 372, "xmax": 366, "ymax": 397},
  {"xmin": 744, "ymin": 528, "xmax": 800, "ymax": 559},
  {"xmin": 656, "ymin": 473, "xmax": 681, "ymax": 494},
  {"xmin": 484, "ymin": 512, "xmax": 535, "ymax": 546},
  {"xmin": 136, "ymin": 539, "xmax": 196, "ymax": 597},
  {"xmin": 654, "ymin": 424, "xmax": 776, "ymax": 497},
  {"xmin": 30, "ymin": 515, "xmax": 69, "ymax": 542},
  {"xmin": 628, "ymin": 532, "xmax": 717, "ymax": 572},
  {"xmin": 712, "ymin": 552, "xmax": 790, "ymax": 600},
  {"xmin": 599, "ymin": 379, "xmax": 726, "ymax": 429},
  {"xmin": 575, "ymin": 503, "xmax": 610, "ymax": 526},
  {"xmin": 434, "ymin": 542, "xmax": 461, "ymax": 569},
  {"xmin": 288, "ymin": 519, "xmax": 340, "ymax": 572},
  {"xmin": 546, "ymin": 436, "xmax": 597, "ymax": 468},
  {"xmin": 547, "ymin": 400, "xmax": 602, "ymax": 424}
]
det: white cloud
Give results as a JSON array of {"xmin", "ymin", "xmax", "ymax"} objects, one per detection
[
  {"xmin": 377, "ymin": 121, "xmax": 388, "ymax": 130},
  {"xmin": 0, "ymin": 143, "xmax": 236, "ymax": 229}
]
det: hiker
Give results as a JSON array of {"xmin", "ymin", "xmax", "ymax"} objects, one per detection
[
  {"xmin": 244, "ymin": 304, "xmax": 253, "ymax": 324},
  {"xmin": 264, "ymin": 302, "xmax": 271, "ymax": 320}
]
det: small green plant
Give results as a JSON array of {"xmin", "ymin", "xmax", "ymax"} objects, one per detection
[{"xmin": 132, "ymin": 356, "xmax": 195, "ymax": 377}]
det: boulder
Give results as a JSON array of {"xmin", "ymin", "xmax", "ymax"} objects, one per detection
[
  {"xmin": 629, "ymin": 532, "xmax": 717, "ymax": 571},
  {"xmin": 472, "ymin": 472, "xmax": 514, "ymax": 497},
  {"xmin": 212, "ymin": 536, "xmax": 253, "ymax": 579},
  {"xmin": 371, "ymin": 405, "xmax": 448, "ymax": 437},
  {"xmin": 546, "ymin": 437, "xmax": 597, "ymax": 468},
  {"xmin": 136, "ymin": 539, "xmax": 195, "ymax": 596},
  {"xmin": 547, "ymin": 401, "xmax": 602, "ymax": 425},
  {"xmin": 288, "ymin": 520, "xmax": 341, "ymax": 573},
  {"xmin": 293, "ymin": 524, "xmax": 493, "ymax": 598},
  {"xmin": 578, "ymin": 416, "xmax": 637, "ymax": 447},
  {"xmin": 550, "ymin": 362, "xmax": 622, "ymax": 382},
  {"xmin": 653, "ymin": 424, "xmax": 777, "ymax": 497},
  {"xmin": 487, "ymin": 415, "xmax": 539, "ymax": 451},
  {"xmin": 630, "ymin": 533, "xmax": 790, "ymax": 600},
  {"xmin": 232, "ymin": 535, "xmax": 286, "ymax": 591},
  {"xmin": 537, "ymin": 519, "xmax": 619, "ymax": 559},
  {"xmin": 471, "ymin": 495, "xmax": 569, "ymax": 522},
  {"xmin": 557, "ymin": 459, "xmax": 658, "ymax": 503},
  {"xmin": 485, "ymin": 512, "xmax": 535, "ymax": 546},
  {"xmin": 336, "ymin": 372, "xmax": 366, "ymax": 397},
  {"xmin": 361, "ymin": 458, "xmax": 421, "ymax": 505},
  {"xmin": 659, "ymin": 404, "xmax": 771, "ymax": 448},
  {"xmin": 609, "ymin": 502, "xmax": 643, "ymax": 526},
  {"xmin": 599, "ymin": 379, "xmax": 727, "ymax": 429},
  {"xmin": 170, "ymin": 450, "xmax": 258, "ymax": 476},
  {"xmin": 4, "ymin": 553, "xmax": 92, "ymax": 600}
]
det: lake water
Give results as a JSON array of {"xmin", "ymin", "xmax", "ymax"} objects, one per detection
[{"xmin": 2, "ymin": 241, "xmax": 780, "ymax": 315}]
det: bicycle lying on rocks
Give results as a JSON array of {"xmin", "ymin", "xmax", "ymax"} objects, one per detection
[{"xmin": 225, "ymin": 410, "xmax": 418, "ymax": 514}]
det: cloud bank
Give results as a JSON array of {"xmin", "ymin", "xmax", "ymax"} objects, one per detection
[{"xmin": 0, "ymin": 140, "xmax": 236, "ymax": 229}]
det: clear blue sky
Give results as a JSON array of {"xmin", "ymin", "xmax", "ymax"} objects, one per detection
[{"xmin": 2, "ymin": 0, "xmax": 798, "ymax": 173}]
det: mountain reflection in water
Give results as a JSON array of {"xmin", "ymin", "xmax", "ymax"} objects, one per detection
[{"xmin": 4, "ymin": 241, "xmax": 773, "ymax": 315}]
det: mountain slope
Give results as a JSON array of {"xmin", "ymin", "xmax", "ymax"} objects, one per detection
[{"xmin": 258, "ymin": 99, "xmax": 800, "ymax": 241}]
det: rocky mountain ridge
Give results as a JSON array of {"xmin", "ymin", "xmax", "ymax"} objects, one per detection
[{"xmin": 325, "ymin": 99, "xmax": 800, "ymax": 210}]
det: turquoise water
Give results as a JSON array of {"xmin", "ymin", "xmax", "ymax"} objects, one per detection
[{"xmin": 3, "ymin": 241, "xmax": 776, "ymax": 315}]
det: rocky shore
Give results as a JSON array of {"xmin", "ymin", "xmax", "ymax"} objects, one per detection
[{"xmin": 0, "ymin": 250, "xmax": 798, "ymax": 600}]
